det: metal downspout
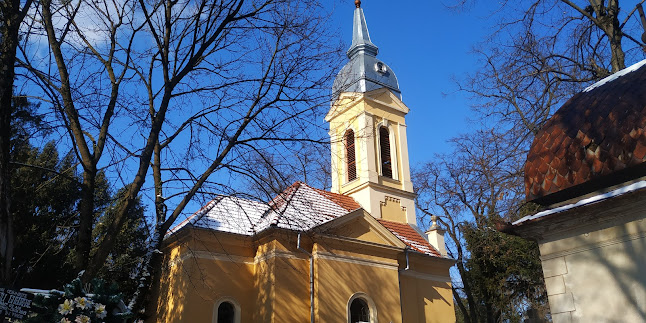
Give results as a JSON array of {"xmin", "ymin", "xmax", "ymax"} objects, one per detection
[
  {"xmin": 398, "ymin": 247, "xmax": 410, "ymax": 321},
  {"xmin": 297, "ymin": 233, "xmax": 315, "ymax": 323}
]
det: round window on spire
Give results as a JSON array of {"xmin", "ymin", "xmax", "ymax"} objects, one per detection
[{"xmin": 375, "ymin": 62, "xmax": 387, "ymax": 74}]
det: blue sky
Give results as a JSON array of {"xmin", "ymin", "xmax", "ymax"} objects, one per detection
[{"xmin": 328, "ymin": 0, "xmax": 497, "ymax": 166}]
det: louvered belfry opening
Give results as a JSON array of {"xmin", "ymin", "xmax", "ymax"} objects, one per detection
[
  {"xmin": 379, "ymin": 126, "xmax": 392, "ymax": 178},
  {"xmin": 345, "ymin": 129, "xmax": 357, "ymax": 181}
]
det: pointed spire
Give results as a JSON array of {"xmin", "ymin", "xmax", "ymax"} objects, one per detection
[
  {"xmin": 332, "ymin": 1, "xmax": 400, "ymax": 98},
  {"xmin": 346, "ymin": 4, "xmax": 379, "ymax": 58}
]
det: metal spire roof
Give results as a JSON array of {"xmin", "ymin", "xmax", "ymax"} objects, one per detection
[
  {"xmin": 332, "ymin": 3, "xmax": 401, "ymax": 99},
  {"xmin": 346, "ymin": 4, "xmax": 378, "ymax": 58}
]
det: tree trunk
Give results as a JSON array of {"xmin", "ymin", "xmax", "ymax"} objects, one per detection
[
  {"xmin": 605, "ymin": 0, "xmax": 625, "ymax": 72},
  {"xmin": 76, "ymin": 170, "xmax": 96, "ymax": 271},
  {"xmin": 0, "ymin": 0, "xmax": 22, "ymax": 285},
  {"xmin": 40, "ymin": 0, "xmax": 100, "ymax": 277}
]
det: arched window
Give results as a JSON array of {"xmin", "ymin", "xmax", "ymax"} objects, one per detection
[
  {"xmin": 379, "ymin": 126, "xmax": 392, "ymax": 178},
  {"xmin": 350, "ymin": 298, "xmax": 370, "ymax": 323},
  {"xmin": 347, "ymin": 293, "xmax": 376, "ymax": 323},
  {"xmin": 213, "ymin": 298, "xmax": 240, "ymax": 323},
  {"xmin": 217, "ymin": 302, "xmax": 235, "ymax": 323},
  {"xmin": 345, "ymin": 129, "xmax": 357, "ymax": 181}
]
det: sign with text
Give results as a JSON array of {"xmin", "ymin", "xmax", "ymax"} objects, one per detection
[{"xmin": 0, "ymin": 287, "xmax": 33, "ymax": 320}]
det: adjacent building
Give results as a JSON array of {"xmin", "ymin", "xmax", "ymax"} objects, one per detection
[
  {"xmin": 152, "ymin": 3, "xmax": 456, "ymax": 323},
  {"xmin": 504, "ymin": 60, "xmax": 646, "ymax": 322}
]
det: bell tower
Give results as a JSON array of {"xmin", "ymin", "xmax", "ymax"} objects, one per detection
[{"xmin": 326, "ymin": 1, "xmax": 416, "ymax": 226}]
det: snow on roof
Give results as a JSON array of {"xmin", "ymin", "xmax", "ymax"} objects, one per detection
[
  {"xmin": 261, "ymin": 182, "xmax": 358, "ymax": 231},
  {"xmin": 166, "ymin": 196, "xmax": 269, "ymax": 237},
  {"xmin": 166, "ymin": 183, "xmax": 442, "ymax": 256},
  {"xmin": 513, "ymin": 180, "xmax": 646, "ymax": 226},
  {"xmin": 167, "ymin": 182, "xmax": 362, "ymax": 237},
  {"xmin": 583, "ymin": 59, "xmax": 646, "ymax": 92}
]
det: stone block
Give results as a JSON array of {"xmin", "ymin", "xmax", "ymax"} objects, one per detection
[
  {"xmin": 548, "ymin": 292, "xmax": 575, "ymax": 314},
  {"xmin": 551, "ymin": 311, "xmax": 572, "ymax": 323},
  {"xmin": 544, "ymin": 275, "xmax": 566, "ymax": 296},
  {"xmin": 542, "ymin": 257, "xmax": 567, "ymax": 278}
]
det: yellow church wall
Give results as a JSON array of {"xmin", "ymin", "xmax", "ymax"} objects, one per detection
[
  {"xmin": 369, "ymin": 88, "xmax": 401, "ymax": 107},
  {"xmin": 324, "ymin": 216, "xmax": 392, "ymax": 245},
  {"xmin": 272, "ymin": 253, "xmax": 311, "ymax": 322},
  {"xmin": 254, "ymin": 231, "xmax": 314, "ymax": 322},
  {"xmin": 328, "ymin": 89, "xmax": 419, "ymax": 225},
  {"xmin": 314, "ymin": 235, "xmax": 402, "ymax": 265},
  {"xmin": 400, "ymin": 253, "xmax": 456, "ymax": 323},
  {"xmin": 254, "ymin": 240, "xmax": 275, "ymax": 322},
  {"xmin": 366, "ymin": 105, "xmax": 406, "ymax": 125},
  {"xmin": 153, "ymin": 232, "xmax": 257, "ymax": 323},
  {"xmin": 155, "ymin": 225, "xmax": 454, "ymax": 323},
  {"xmin": 370, "ymin": 115, "xmax": 403, "ymax": 186},
  {"xmin": 378, "ymin": 175, "xmax": 404, "ymax": 191},
  {"xmin": 314, "ymin": 249, "xmax": 403, "ymax": 322},
  {"xmin": 190, "ymin": 229, "xmax": 257, "ymax": 257},
  {"xmin": 312, "ymin": 240, "xmax": 403, "ymax": 322},
  {"xmin": 400, "ymin": 274, "xmax": 455, "ymax": 323},
  {"xmin": 179, "ymin": 231, "xmax": 257, "ymax": 322},
  {"xmin": 193, "ymin": 257, "xmax": 256, "ymax": 322},
  {"xmin": 152, "ymin": 244, "xmax": 188, "ymax": 323}
]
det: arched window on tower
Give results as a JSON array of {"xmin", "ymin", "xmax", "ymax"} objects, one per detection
[
  {"xmin": 345, "ymin": 129, "xmax": 357, "ymax": 181},
  {"xmin": 379, "ymin": 126, "xmax": 392, "ymax": 178}
]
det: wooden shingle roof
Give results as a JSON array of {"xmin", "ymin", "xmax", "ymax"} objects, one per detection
[{"xmin": 525, "ymin": 60, "xmax": 646, "ymax": 205}]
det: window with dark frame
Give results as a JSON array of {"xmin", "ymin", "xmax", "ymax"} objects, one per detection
[
  {"xmin": 217, "ymin": 301, "xmax": 235, "ymax": 323},
  {"xmin": 349, "ymin": 298, "xmax": 370, "ymax": 323},
  {"xmin": 346, "ymin": 129, "xmax": 357, "ymax": 181},
  {"xmin": 379, "ymin": 126, "xmax": 392, "ymax": 178}
]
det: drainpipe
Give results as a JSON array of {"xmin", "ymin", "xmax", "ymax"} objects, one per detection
[
  {"xmin": 297, "ymin": 233, "xmax": 315, "ymax": 323},
  {"xmin": 398, "ymin": 247, "xmax": 410, "ymax": 321}
]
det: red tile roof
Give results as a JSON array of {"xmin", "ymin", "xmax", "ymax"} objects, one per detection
[
  {"xmin": 378, "ymin": 219, "xmax": 441, "ymax": 257},
  {"xmin": 525, "ymin": 60, "xmax": 646, "ymax": 204},
  {"xmin": 309, "ymin": 185, "xmax": 362, "ymax": 212}
]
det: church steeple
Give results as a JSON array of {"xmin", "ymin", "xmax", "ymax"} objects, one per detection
[
  {"xmin": 326, "ymin": 3, "xmax": 417, "ymax": 227},
  {"xmin": 331, "ymin": 3, "xmax": 400, "ymax": 99},
  {"xmin": 347, "ymin": 3, "xmax": 378, "ymax": 58}
]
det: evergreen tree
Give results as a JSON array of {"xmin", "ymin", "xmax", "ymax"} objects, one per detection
[
  {"xmin": 92, "ymin": 186, "xmax": 148, "ymax": 297},
  {"xmin": 8, "ymin": 98, "xmax": 147, "ymax": 292},
  {"xmin": 10, "ymin": 142, "xmax": 80, "ymax": 289}
]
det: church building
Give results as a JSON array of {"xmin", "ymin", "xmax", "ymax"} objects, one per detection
[{"xmin": 153, "ymin": 2, "xmax": 455, "ymax": 322}]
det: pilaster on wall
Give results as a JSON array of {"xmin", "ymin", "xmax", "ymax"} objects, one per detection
[
  {"xmin": 542, "ymin": 257, "xmax": 575, "ymax": 323},
  {"xmin": 396, "ymin": 122, "xmax": 413, "ymax": 192}
]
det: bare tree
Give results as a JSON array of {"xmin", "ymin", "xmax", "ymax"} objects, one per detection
[
  {"xmin": 460, "ymin": 0, "xmax": 646, "ymax": 137},
  {"xmin": 17, "ymin": 0, "xmax": 341, "ymax": 317},
  {"xmin": 414, "ymin": 0, "xmax": 646, "ymax": 321},
  {"xmin": 414, "ymin": 130, "xmax": 545, "ymax": 322},
  {"xmin": 137, "ymin": 1, "xmax": 340, "ymax": 315}
]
